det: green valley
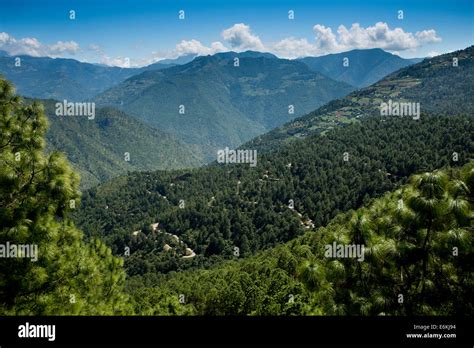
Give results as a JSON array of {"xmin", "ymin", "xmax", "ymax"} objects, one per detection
[{"xmin": 36, "ymin": 98, "xmax": 203, "ymax": 189}]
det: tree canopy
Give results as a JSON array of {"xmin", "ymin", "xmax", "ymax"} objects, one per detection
[{"xmin": 0, "ymin": 79, "xmax": 130, "ymax": 315}]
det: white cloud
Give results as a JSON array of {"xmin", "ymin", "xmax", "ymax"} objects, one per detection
[
  {"xmin": 49, "ymin": 41, "xmax": 80, "ymax": 54},
  {"xmin": 0, "ymin": 21, "xmax": 443, "ymax": 66},
  {"xmin": 415, "ymin": 29, "xmax": 442, "ymax": 44},
  {"xmin": 174, "ymin": 39, "xmax": 227, "ymax": 56},
  {"xmin": 101, "ymin": 56, "xmax": 131, "ymax": 68},
  {"xmin": 271, "ymin": 22, "xmax": 441, "ymax": 58},
  {"xmin": 313, "ymin": 24, "xmax": 340, "ymax": 52},
  {"xmin": 335, "ymin": 22, "xmax": 417, "ymax": 51},
  {"xmin": 146, "ymin": 23, "xmax": 263, "ymax": 64},
  {"xmin": 0, "ymin": 32, "xmax": 80, "ymax": 57},
  {"xmin": 161, "ymin": 22, "xmax": 441, "ymax": 62},
  {"xmin": 272, "ymin": 37, "xmax": 317, "ymax": 59},
  {"xmin": 221, "ymin": 23, "xmax": 265, "ymax": 51},
  {"xmin": 146, "ymin": 23, "xmax": 264, "ymax": 64}
]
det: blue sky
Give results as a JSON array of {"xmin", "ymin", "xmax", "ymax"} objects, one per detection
[{"xmin": 0, "ymin": 0, "xmax": 472, "ymax": 66}]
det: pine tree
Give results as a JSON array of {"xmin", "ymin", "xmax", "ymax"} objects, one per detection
[{"xmin": 0, "ymin": 79, "xmax": 131, "ymax": 314}]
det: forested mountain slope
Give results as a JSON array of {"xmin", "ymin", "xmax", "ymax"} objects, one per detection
[
  {"xmin": 247, "ymin": 46, "xmax": 474, "ymax": 153},
  {"xmin": 35, "ymin": 98, "xmax": 203, "ymax": 188},
  {"xmin": 73, "ymin": 114, "xmax": 473, "ymax": 274},
  {"xmin": 94, "ymin": 51, "xmax": 355, "ymax": 160},
  {"xmin": 127, "ymin": 162, "xmax": 473, "ymax": 316}
]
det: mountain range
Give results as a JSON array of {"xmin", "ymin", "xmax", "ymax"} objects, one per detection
[
  {"xmin": 93, "ymin": 51, "xmax": 355, "ymax": 160},
  {"xmin": 0, "ymin": 53, "xmax": 184, "ymax": 101},
  {"xmin": 0, "ymin": 47, "xmax": 436, "ymax": 186},
  {"xmin": 298, "ymin": 48, "xmax": 422, "ymax": 87},
  {"xmin": 247, "ymin": 46, "xmax": 474, "ymax": 152},
  {"xmin": 73, "ymin": 45, "xmax": 474, "ymax": 274}
]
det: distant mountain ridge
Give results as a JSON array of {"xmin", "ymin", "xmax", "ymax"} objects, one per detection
[
  {"xmin": 94, "ymin": 51, "xmax": 355, "ymax": 160},
  {"xmin": 0, "ymin": 48, "xmax": 422, "ymax": 102},
  {"xmin": 298, "ymin": 48, "xmax": 422, "ymax": 87},
  {"xmin": 0, "ymin": 54, "xmax": 187, "ymax": 101},
  {"xmin": 246, "ymin": 45, "xmax": 474, "ymax": 153}
]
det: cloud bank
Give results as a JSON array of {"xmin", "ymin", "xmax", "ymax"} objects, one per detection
[
  {"xmin": 153, "ymin": 22, "xmax": 441, "ymax": 61},
  {"xmin": 0, "ymin": 32, "xmax": 79, "ymax": 57},
  {"xmin": 0, "ymin": 22, "xmax": 441, "ymax": 66}
]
